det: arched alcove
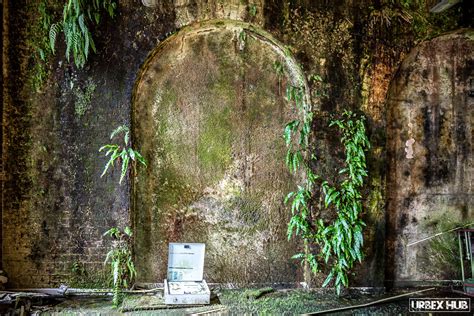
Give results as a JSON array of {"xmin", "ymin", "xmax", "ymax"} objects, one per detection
[
  {"xmin": 386, "ymin": 30, "xmax": 473, "ymax": 285},
  {"xmin": 131, "ymin": 20, "xmax": 308, "ymax": 283}
]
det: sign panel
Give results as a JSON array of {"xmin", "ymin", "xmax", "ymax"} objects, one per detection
[{"xmin": 167, "ymin": 243, "xmax": 205, "ymax": 281}]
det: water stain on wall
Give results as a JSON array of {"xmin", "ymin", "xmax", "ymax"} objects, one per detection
[
  {"xmin": 386, "ymin": 30, "xmax": 474, "ymax": 285},
  {"xmin": 132, "ymin": 21, "xmax": 303, "ymax": 283}
]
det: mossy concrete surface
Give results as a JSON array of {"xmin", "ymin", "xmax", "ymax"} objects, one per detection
[
  {"xmin": 132, "ymin": 21, "xmax": 300, "ymax": 283},
  {"xmin": 2, "ymin": 0, "xmax": 176, "ymax": 287},
  {"xmin": 34, "ymin": 287, "xmax": 435, "ymax": 315},
  {"xmin": 2, "ymin": 0, "xmax": 471, "ymax": 290},
  {"xmin": 385, "ymin": 30, "xmax": 474, "ymax": 285}
]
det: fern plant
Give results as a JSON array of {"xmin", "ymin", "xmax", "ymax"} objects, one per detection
[
  {"xmin": 50, "ymin": 0, "xmax": 117, "ymax": 68},
  {"xmin": 285, "ymin": 107, "xmax": 370, "ymax": 293},
  {"xmin": 99, "ymin": 125, "xmax": 147, "ymax": 184},
  {"xmin": 283, "ymin": 83, "xmax": 319, "ymax": 275},
  {"xmin": 316, "ymin": 111, "xmax": 370, "ymax": 294},
  {"xmin": 103, "ymin": 226, "xmax": 136, "ymax": 307}
]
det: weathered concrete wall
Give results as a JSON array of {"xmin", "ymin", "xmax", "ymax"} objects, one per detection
[
  {"xmin": 132, "ymin": 20, "xmax": 304, "ymax": 283},
  {"xmin": 2, "ymin": 0, "xmax": 176, "ymax": 287},
  {"xmin": 386, "ymin": 30, "xmax": 474, "ymax": 285},
  {"xmin": 1, "ymin": 0, "xmax": 470, "ymax": 288}
]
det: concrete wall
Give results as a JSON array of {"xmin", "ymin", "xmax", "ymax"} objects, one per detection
[
  {"xmin": 386, "ymin": 30, "xmax": 474, "ymax": 285},
  {"xmin": 132, "ymin": 21, "xmax": 305, "ymax": 283},
  {"xmin": 1, "ymin": 0, "xmax": 470, "ymax": 287}
]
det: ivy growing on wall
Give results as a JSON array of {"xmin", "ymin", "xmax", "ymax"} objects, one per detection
[{"xmin": 284, "ymin": 82, "xmax": 370, "ymax": 294}]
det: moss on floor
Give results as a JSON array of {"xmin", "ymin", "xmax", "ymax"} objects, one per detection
[{"xmin": 33, "ymin": 287, "xmax": 430, "ymax": 315}]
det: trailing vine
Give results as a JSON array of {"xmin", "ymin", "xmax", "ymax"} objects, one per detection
[
  {"xmin": 317, "ymin": 111, "xmax": 370, "ymax": 293},
  {"xmin": 49, "ymin": 0, "xmax": 117, "ymax": 68},
  {"xmin": 283, "ymin": 83, "xmax": 318, "ymax": 272},
  {"xmin": 284, "ymin": 81, "xmax": 370, "ymax": 294}
]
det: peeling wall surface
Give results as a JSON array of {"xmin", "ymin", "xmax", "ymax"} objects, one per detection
[
  {"xmin": 386, "ymin": 30, "xmax": 474, "ymax": 284},
  {"xmin": 133, "ymin": 21, "xmax": 300, "ymax": 283}
]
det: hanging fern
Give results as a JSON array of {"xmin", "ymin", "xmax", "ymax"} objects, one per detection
[
  {"xmin": 283, "ymin": 71, "xmax": 370, "ymax": 295},
  {"xmin": 49, "ymin": 23, "xmax": 61, "ymax": 54},
  {"xmin": 49, "ymin": 0, "xmax": 117, "ymax": 68},
  {"xmin": 285, "ymin": 108, "xmax": 370, "ymax": 295}
]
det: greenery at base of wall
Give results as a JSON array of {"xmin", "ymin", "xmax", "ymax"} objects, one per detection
[
  {"xmin": 423, "ymin": 217, "xmax": 474, "ymax": 280},
  {"xmin": 103, "ymin": 226, "xmax": 136, "ymax": 308},
  {"xmin": 68, "ymin": 262, "xmax": 110, "ymax": 288}
]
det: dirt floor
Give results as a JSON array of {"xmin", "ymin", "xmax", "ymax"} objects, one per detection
[{"xmin": 3, "ymin": 286, "xmax": 473, "ymax": 315}]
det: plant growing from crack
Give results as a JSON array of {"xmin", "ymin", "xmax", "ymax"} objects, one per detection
[
  {"xmin": 103, "ymin": 226, "xmax": 136, "ymax": 307},
  {"xmin": 99, "ymin": 125, "xmax": 147, "ymax": 184}
]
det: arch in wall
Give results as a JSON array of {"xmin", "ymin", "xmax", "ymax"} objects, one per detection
[
  {"xmin": 385, "ymin": 30, "xmax": 473, "ymax": 286},
  {"xmin": 131, "ymin": 20, "xmax": 309, "ymax": 283}
]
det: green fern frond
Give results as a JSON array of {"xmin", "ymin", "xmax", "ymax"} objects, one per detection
[
  {"xmin": 49, "ymin": 23, "xmax": 62, "ymax": 54},
  {"xmin": 51, "ymin": 0, "xmax": 117, "ymax": 68},
  {"xmin": 89, "ymin": 33, "xmax": 97, "ymax": 53},
  {"xmin": 84, "ymin": 31, "xmax": 90, "ymax": 58},
  {"xmin": 100, "ymin": 125, "xmax": 146, "ymax": 185},
  {"xmin": 78, "ymin": 14, "xmax": 87, "ymax": 35},
  {"xmin": 103, "ymin": 226, "xmax": 136, "ymax": 307},
  {"xmin": 110, "ymin": 125, "xmax": 129, "ymax": 140}
]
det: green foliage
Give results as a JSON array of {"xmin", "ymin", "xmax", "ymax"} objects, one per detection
[
  {"xmin": 218, "ymin": 288, "xmax": 337, "ymax": 315},
  {"xmin": 69, "ymin": 262, "xmax": 109, "ymax": 288},
  {"xmin": 248, "ymin": 4, "xmax": 257, "ymax": 17},
  {"xmin": 26, "ymin": 0, "xmax": 57, "ymax": 91},
  {"xmin": 99, "ymin": 125, "xmax": 147, "ymax": 184},
  {"xmin": 36, "ymin": 1, "xmax": 54, "ymax": 61},
  {"xmin": 50, "ymin": 0, "xmax": 117, "ymax": 68},
  {"xmin": 273, "ymin": 60, "xmax": 285, "ymax": 94},
  {"xmin": 238, "ymin": 30, "xmax": 247, "ymax": 50},
  {"xmin": 284, "ymin": 90, "xmax": 370, "ymax": 294},
  {"xmin": 273, "ymin": 61, "xmax": 284, "ymax": 77},
  {"xmin": 74, "ymin": 79, "xmax": 97, "ymax": 117},
  {"xmin": 366, "ymin": 0, "xmax": 463, "ymax": 45},
  {"xmin": 283, "ymin": 84, "xmax": 313, "ymax": 176},
  {"xmin": 315, "ymin": 111, "xmax": 370, "ymax": 294},
  {"xmin": 424, "ymin": 217, "xmax": 471, "ymax": 279},
  {"xmin": 103, "ymin": 226, "xmax": 136, "ymax": 308},
  {"xmin": 283, "ymin": 81, "xmax": 318, "ymax": 274}
]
